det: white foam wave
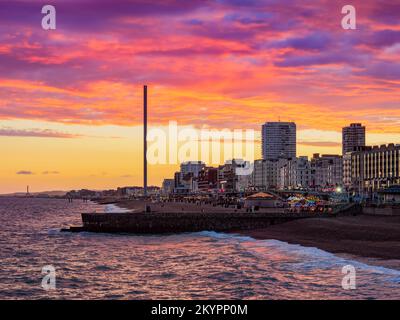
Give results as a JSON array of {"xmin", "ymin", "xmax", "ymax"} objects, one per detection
[
  {"xmin": 197, "ymin": 231, "xmax": 400, "ymax": 277},
  {"xmin": 103, "ymin": 204, "xmax": 132, "ymax": 213},
  {"xmin": 47, "ymin": 228, "xmax": 61, "ymax": 235}
]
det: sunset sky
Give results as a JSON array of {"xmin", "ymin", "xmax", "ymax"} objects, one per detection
[{"xmin": 1, "ymin": 0, "xmax": 400, "ymax": 193}]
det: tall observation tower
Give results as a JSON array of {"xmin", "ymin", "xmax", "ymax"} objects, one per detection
[{"xmin": 143, "ymin": 85, "xmax": 148, "ymax": 197}]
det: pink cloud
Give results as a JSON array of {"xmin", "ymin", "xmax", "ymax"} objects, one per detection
[{"xmin": 0, "ymin": 0, "xmax": 398, "ymax": 135}]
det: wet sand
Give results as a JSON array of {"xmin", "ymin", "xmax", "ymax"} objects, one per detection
[{"xmin": 234, "ymin": 215, "xmax": 400, "ymax": 270}]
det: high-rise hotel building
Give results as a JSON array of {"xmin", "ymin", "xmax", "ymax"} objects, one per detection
[
  {"xmin": 262, "ymin": 122, "xmax": 296, "ymax": 160},
  {"xmin": 342, "ymin": 123, "xmax": 366, "ymax": 154}
]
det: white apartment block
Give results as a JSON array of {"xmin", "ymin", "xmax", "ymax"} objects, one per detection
[
  {"xmin": 252, "ymin": 159, "xmax": 284, "ymax": 190},
  {"xmin": 310, "ymin": 154, "xmax": 343, "ymax": 189},
  {"xmin": 278, "ymin": 156, "xmax": 311, "ymax": 190},
  {"xmin": 262, "ymin": 122, "xmax": 296, "ymax": 160}
]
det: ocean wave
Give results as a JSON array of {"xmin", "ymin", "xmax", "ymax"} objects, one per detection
[
  {"xmin": 2, "ymin": 198, "xmax": 399, "ymax": 299},
  {"xmin": 47, "ymin": 228, "xmax": 61, "ymax": 235},
  {"xmin": 104, "ymin": 204, "xmax": 132, "ymax": 213},
  {"xmin": 197, "ymin": 231, "xmax": 400, "ymax": 277}
]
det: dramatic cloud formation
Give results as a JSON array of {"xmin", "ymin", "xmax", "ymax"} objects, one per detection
[{"xmin": 0, "ymin": 0, "xmax": 398, "ymax": 133}]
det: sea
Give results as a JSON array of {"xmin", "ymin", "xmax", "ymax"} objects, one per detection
[{"xmin": 0, "ymin": 197, "xmax": 399, "ymax": 299}]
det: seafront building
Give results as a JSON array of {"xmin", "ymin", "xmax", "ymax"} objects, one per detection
[
  {"xmin": 173, "ymin": 161, "xmax": 206, "ymax": 194},
  {"xmin": 310, "ymin": 154, "xmax": 343, "ymax": 190},
  {"xmin": 159, "ymin": 122, "xmax": 399, "ymax": 199},
  {"xmin": 218, "ymin": 159, "xmax": 251, "ymax": 193},
  {"xmin": 252, "ymin": 159, "xmax": 282, "ymax": 190},
  {"xmin": 251, "ymin": 154, "xmax": 344, "ymax": 192},
  {"xmin": 174, "ymin": 171, "xmax": 196, "ymax": 194},
  {"xmin": 278, "ymin": 156, "xmax": 312, "ymax": 190},
  {"xmin": 262, "ymin": 122, "xmax": 296, "ymax": 160},
  {"xmin": 161, "ymin": 179, "xmax": 175, "ymax": 196},
  {"xmin": 343, "ymin": 144, "xmax": 400, "ymax": 195},
  {"xmin": 180, "ymin": 161, "xmax": 205, "ymax": 178},
  {"xmin": 342, "ymin": 123, "xmax": 365, "ymax": 155},
  {"xmin": 198, "ymin": 167, "xmax": 218, "ymax": 192},
  {"xmin": 170, "ymin": 159, "xmax": 251, "ymax": 194},
  {"xmin": 253, "ymin": 121, "xmax": 297, "ymax": 191}
]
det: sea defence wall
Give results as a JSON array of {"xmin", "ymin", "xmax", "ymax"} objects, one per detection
[
  {"xmin": 80, "ymin": 204, "xmax": 361, "ymax": 234},
  {"xmin": 82, "ymin": 211, "xmax": 307, "ymax": 233}
]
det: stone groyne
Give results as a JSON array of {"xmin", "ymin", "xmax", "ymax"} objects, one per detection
[
  {"xmin": 77, "ymin": 203, "xmax": 361, "ymax": 234},
  {"xmin": 81, "ymin": 211, "xmax": 306, "ymax": 233}
]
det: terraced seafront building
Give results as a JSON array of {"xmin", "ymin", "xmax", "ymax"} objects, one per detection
[{"xmin": 344, "ymin": 144, "xmax": 400, "ymax": 195}]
